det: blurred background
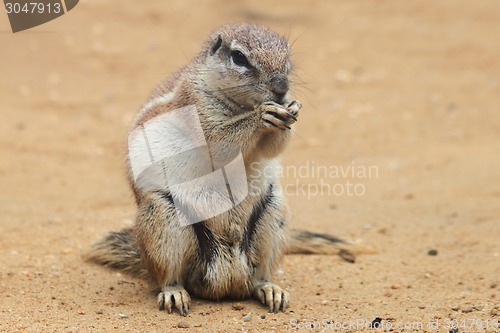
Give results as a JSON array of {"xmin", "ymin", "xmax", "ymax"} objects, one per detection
[{"xmin": 1, "ymin": 1, "xmax": 499, "ymax": 331}]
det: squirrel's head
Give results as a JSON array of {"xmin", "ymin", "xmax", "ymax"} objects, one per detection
[{"xmin": 199, "ymin": 23, "xmax": 291, "ymax": 113}]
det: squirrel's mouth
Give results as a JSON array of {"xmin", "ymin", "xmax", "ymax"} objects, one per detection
[{"xmin": 217, "ymin": 90, "xmax": 257, "ymax": 114}]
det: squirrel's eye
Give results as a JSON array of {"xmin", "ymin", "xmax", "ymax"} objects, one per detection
[{"xmin": 230, "ymin": 50, "xmax": 251, "ymax": 68}]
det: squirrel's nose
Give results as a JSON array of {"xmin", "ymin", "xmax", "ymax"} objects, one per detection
[{"xmin": 269, "ymin": 75, "xmax": 289, "ymax": 102}]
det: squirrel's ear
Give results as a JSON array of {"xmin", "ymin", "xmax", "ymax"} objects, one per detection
[{"xmin": 210, "ymin": 35, "xmax": 222, "ymax": 56}]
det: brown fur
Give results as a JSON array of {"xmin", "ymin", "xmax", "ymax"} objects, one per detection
[{"xmin": 87, "ymin": 23, "xmax": 363, "ymax": 316}]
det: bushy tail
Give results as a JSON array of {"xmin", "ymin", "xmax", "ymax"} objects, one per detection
[
  {"xmin": 85, "ymin": 228, "xmax": 147, "ymax": 278},
  {"xmin": 86, "ymin": 228, "xmax": 372, "ymax": 274},
  {"xmin": 287, "ymin": 229, "xmax": 374, "ymax": 263}
]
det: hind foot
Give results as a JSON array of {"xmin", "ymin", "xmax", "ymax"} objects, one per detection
[
  {"xmin": 157, "ymin": 285, "xmax": 191, "ymax": 316},
  {"xmin": 253, "ymin": 281, "xmax": 290, "ymax": 313}
]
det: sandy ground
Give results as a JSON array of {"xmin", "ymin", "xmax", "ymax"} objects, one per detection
[{"xmin": 1, "ymin": 0, "xmax": 499, "ymax": 332}]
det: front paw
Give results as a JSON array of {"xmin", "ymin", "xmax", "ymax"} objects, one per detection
[
  {"xmin": 253, "ymin": 281, "xmax": 290, "ymax": 313},
  {"xmin": 157, "ymin": 285, "xmax": 191, "ymax": 316},
  {"xmin": 259, "ymin": 100, "xmax": 301, "ymax": 131}
]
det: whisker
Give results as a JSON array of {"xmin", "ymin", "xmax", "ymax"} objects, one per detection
[{"xmin": 288, "ymin": 126, "xmax": 306, "ymax": 141}]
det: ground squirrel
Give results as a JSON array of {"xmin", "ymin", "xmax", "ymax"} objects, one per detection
[{"xmin": 87, "ymin": 23, "xmax": 354, "ymax": 316}]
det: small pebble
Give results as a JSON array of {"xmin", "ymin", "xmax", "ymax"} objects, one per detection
[
  {"xmin": 335, "ymin": 69, "xmax": 352, "ymax": 83},
  {"xmin": 451, "ymin": 306, "xmax": 459, "ymax": 311},
  {"xmin": 449, "ymin": 328, "xmax": 458, "ymax": 333},
  {"xmin": 260, "ymin": 314, "xmax": 266, "ymax": 319},
  {"xmin": 16, "ymin": 122, "xmax": 25, "ymax": 131},
  {"xmin": 177, "ymin": 320, "xmax": 190, "ymax": 328},
  {"xmin": 233, "ymin": 303, "xmax": 244, "ymax": 310},
  {"xmin": 243, "ymin": 313, "xmax": 252, "ymax": 322},
  {"xmin": 390, "ymin": 284, "xmax": 401, "ymax": 290},
  {"xmin": 403, "ymin": 193, "xmax": 414, "ymax": 200},
  {"xmin": 378, "ymin": 228, "xmax": 388, "ymax": 235},
  {"xmin": 462, "ymin": 306, "xmax": 473, "ymax": 313},
  {"xmin": 118, "ymin": 313, "xmax": 128, "ymax": 319},
  {"xmin": 369, "ymin": 317, "xmax": 382, "ymax": 328},
  {"xmin": 428, "ymin": 249, "xmax": 438, "ymax": 256},
  {"xmin": 61, "ymin": 248, "xmax": 73, "ymax": 255}
]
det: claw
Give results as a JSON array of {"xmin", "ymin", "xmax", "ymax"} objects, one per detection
[
  {"xmin": 260, "ymin": 101, "xmax": 298, "ymax": 130},
  {"xmin": 285, "ymin": 111, "xmax": 297, "ymax": 121},
  {"xmin": 157, "ymin": 286, "xmax": 191, "ymax": 316},
  {"xmin": 262, "ymin": 113, "xmax": 289, "ymax": 130},
  {"xmin": 281, "ymin": 291, "xmax": 289, "ymax": 311},
  {"xmin": 286, "ymin": 100, "xmax": 302, "ymax": 117},
  {"xmin": 273, "ymin": 290, "xmax": 282, "ymax": 314},
  {"xmin": 264, "ymin": 285, "xmax": 274, "ymax": 312},
  {"xmin": 253, "ymin": 282, "xmax": 289, "ymax": 313}
]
